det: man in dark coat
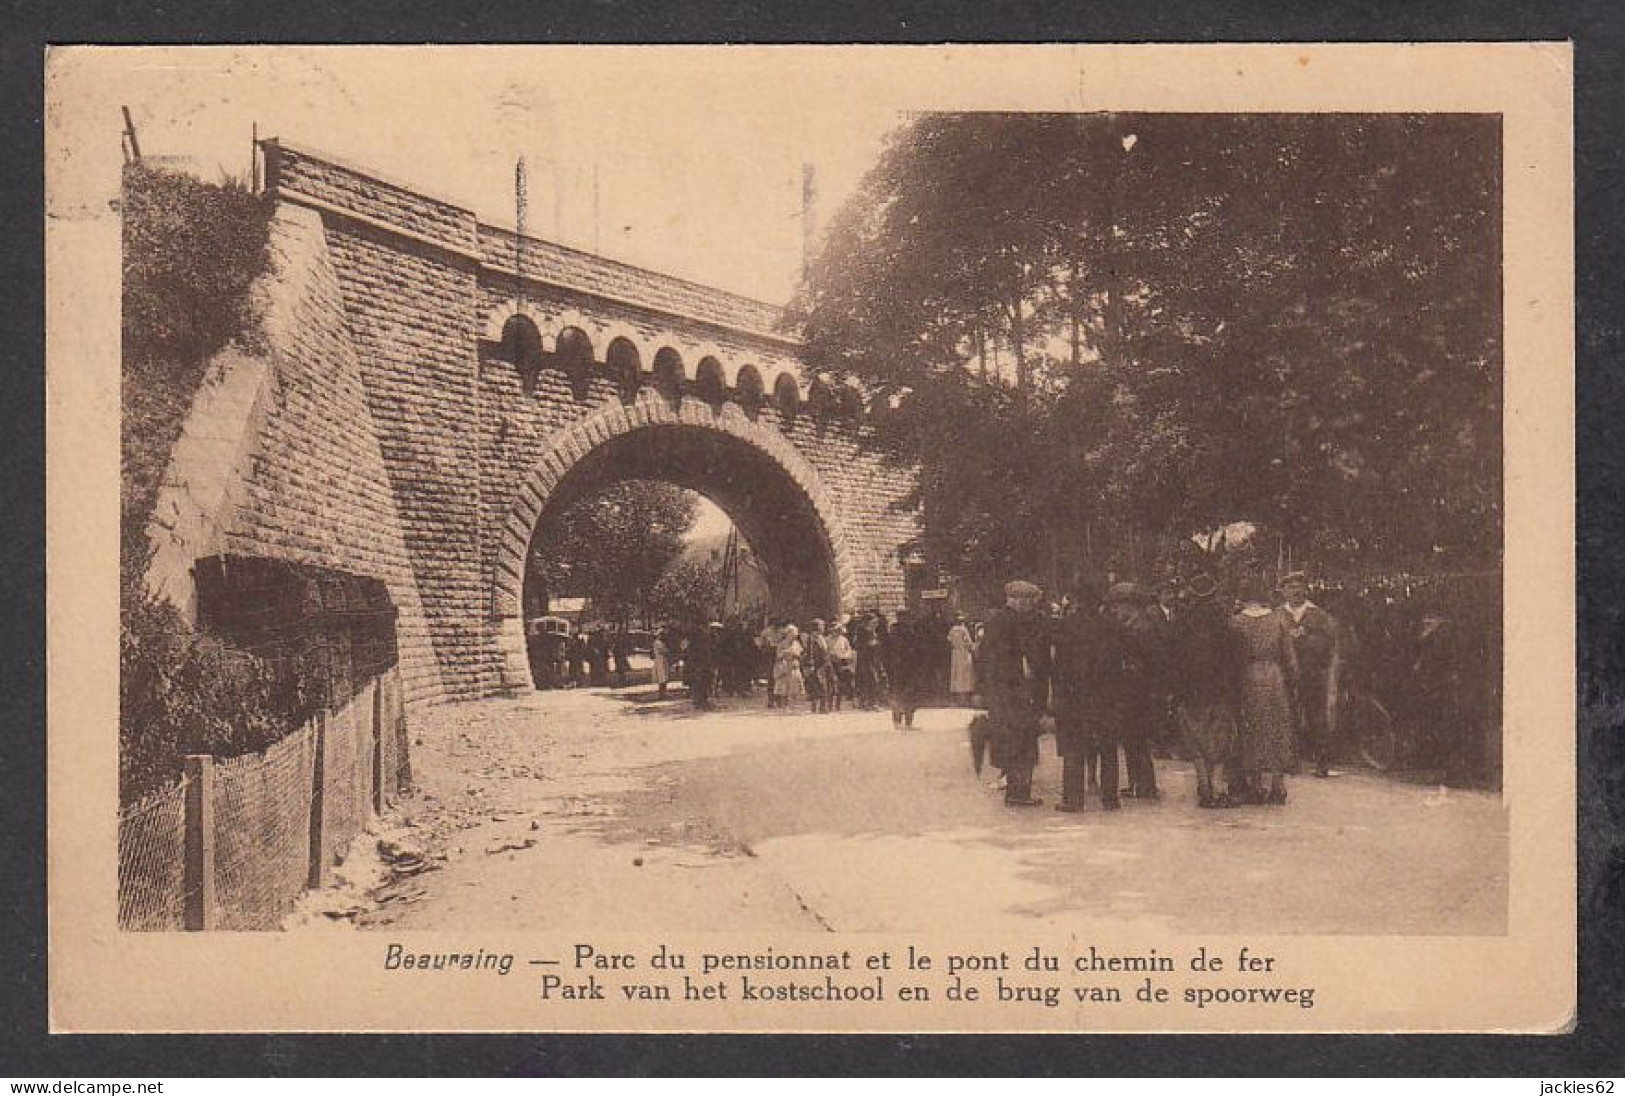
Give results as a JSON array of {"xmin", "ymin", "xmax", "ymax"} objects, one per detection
[
  {"xmin": 1145, "ymin": 579, "xmax": 1183, "ymax": 758},
  {"xmin": 571, "ymin": 631, "xmax": 590, "ymax": 688},
  {"xmin": 688, "ymin": 622, "xmax": 720, "ymax": 710},
  {"xmin": 979, "ymin": 580, "xmax": 1052, "ymax": 807},
  {"xmin": 853, "ymin": 613, "xmax": 882, "ymax": 710},
  {"xmin": 1173, "ymin": 573, "xmax": 1241, "ymax": 807},
  {"xmin": 887, "ymin": 609, "xmax": 926, "ymax": 729},
  {"xmin": 1098, "ymin": 582, "xmax": 1162, "ymax": 805},
  {"xmin": 1051, "ymin": 589, "xmax": 1105, "ymax": 812},
  {"xmin": 1280, "ymin": 571, "xmax": 1342, "ymax": 777},
  {"xmin": 719, "ymin": 618, "xmax": 748, "ymax": 697},
  {"xmin": 588, "ymin": 629, "xmax": 609, "ymax": 686},
  {"xmin": 609, "ymin": 626, "xmax": 630, "ymax": 688},
  {"xmin": 926, "ymin": 606, "xmax": 952, "ymax": 698},
  {"xmin": 880, "ymin": 610, "xmax": 899, "ymax": 721}
]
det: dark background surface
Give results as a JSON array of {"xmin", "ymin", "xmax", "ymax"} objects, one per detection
[{"xmin": 3, "ymin": 0, "xmax": 1622, "ymax": 1076}]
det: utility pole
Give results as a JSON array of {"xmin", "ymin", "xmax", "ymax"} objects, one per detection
[
  {"xmin": 121, "ymin": 105, "xmax": 141, "ymax": 162},
  {"xmin": 515, "ymin": 156, "xmax": 528, "ymax": 310},
  {"xmin": 800, "ymin": 163, "xmax": 817, "ymax": 282},
  {"xmin": 721, "ymin": 526, "xmax": 740, "ymax": 618}
]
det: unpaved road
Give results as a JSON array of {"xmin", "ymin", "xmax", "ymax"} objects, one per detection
[{"xmin": 305, "ymin": 686, "xmax": 1507, "ymax": 936}]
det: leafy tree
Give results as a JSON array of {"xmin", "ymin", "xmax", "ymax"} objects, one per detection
[
  {"xmin": 793, "ymin": 112, "xmax": 1501, "ymax": 586},
  {"xmin": 649, "ymin": 557, "xmax": 725, "ymax": 628},
  {"xmin": 529, "ymin": 480, "xmax": 698, "ymax": 624}
]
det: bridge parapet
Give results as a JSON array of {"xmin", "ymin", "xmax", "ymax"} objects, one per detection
[
  {"xmin": 264, "ymin": 140, "xmax": 481, "ymax": 258},
  {"xmin": 266, "ymin": 140, "xmax": 810, "ymax": 386}
]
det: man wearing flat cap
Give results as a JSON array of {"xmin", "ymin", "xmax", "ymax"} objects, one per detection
[{"xmin": 978, "ymin": 579, "xmax": 1052, "ymax": 807}]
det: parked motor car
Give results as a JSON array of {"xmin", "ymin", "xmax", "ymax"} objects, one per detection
[{"xmin": 528, "ymin": 615, "xmax": 573, "ymax": 639}]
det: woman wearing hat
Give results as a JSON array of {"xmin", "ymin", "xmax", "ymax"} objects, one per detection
[
  {"xmin": 947, "ymin": 611, "xmax": 977, "ymax": 707},
  {"xmin": 803, "ymin": 618, "xmax": 836, "ymax": 714},
  {"xmin": 651, "ymin": 625, "xmax": 672, "ymax": 700},
  {"xmin": 1229, "ymin": 575, "xmax": 1299, "ymax": 804},
  {"xmin": 827, "ymin": 620, "xmax": 857, "ymax": 710},
  {"xmin": 773, "ymin": 624, "xmax": 806, "ymax": 709}
]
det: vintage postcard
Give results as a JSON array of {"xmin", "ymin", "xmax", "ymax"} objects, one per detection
[{"xmin": 45, "ymin": 43, "xmax": 1573, "ymax": 1032}]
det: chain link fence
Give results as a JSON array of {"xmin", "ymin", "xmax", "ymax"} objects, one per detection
[
  {"xmin": 116, "ymin": 777, "xmax": 191, "ymax": 931},
  {"xmin": 117, "ymin": 664, "xmax": 410, "ymax": 931},
  {"xmin": 211, "ymin": 722, "xmax": 319, "ymax": 930}
]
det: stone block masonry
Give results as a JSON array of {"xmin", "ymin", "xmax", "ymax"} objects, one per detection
[
  {"xmin": 149, "ymin": 200, "xmax": 442, "ymax": 708},
  {"xmin": 174, "ymin": 140, "xmax": 921, "ymax": 704}
]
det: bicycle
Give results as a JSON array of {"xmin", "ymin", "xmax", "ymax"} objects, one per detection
[{"xmin": 1339, "ymin": 685, "xmax": 1414, "ymax": 773}]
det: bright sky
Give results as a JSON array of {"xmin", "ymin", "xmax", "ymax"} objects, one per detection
[
  {"xmin": 688, "ymin": 494, "xmax": 734, "ymax": 542},
  {"xmin": 59, "ymin": 47, "xmax": 1033, "ymax": 544},
  {"xmin": 78, "ymin": 46, "xmax": 926, "ymax": 303}
]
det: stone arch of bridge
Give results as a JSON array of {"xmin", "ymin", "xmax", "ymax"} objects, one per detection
[{"xmin": 490, "ymin": 390, "xmax": 859, "ymax": 689}]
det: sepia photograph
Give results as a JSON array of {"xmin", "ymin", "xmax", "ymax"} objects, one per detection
[{"xmin": 45, "ymin": 44, "xmax": 1574, "ymax": 1033}]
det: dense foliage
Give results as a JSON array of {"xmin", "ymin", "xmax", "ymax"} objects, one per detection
[
  {"xmin": 122, "ymin": 163, "xmax": 272, "ymax": 572},
  {"xmin": 792, "ymin": 113, "xmax": 1501, "ymax": 589},
  {"xmin": 648, "ymin": 557, "xmax": 726, "ymax": 627},
  {"xmin": 120, "ymin": 589, "xmax": 301, "ymax": 802},
  {"xmin": 530, "ymin": 480, "xmax": 699, "ymax": 624},
  {"xmin": 120, "ymin": 163, "xmax": 281, "ymax": 803}
]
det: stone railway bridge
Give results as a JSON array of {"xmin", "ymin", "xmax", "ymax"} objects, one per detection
[{"xmin": 147, "ymin": 142, "xmax": 916, "ymax": 711}]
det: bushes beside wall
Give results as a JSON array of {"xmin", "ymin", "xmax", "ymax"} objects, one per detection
[
  {"xmin": 121, "ymin": 163, "xmax": 271, "ymax": 561},
  {"xmin": 119, "ymin": 587, "xmax": 308, "ymax": 803},
  {"xmin": 119, "ymin": 162, "xmax": 299, "ymax": 803}
]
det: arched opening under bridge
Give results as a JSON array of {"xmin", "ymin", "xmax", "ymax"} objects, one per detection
[{"xmin": 490, "ymin": 400, "xmax": 856, "ymax": 690}]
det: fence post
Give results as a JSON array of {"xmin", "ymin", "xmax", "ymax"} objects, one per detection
[
  {"xmin": 393, "ymin": 666, "xmax": 412, "ymax": 795},
  {"xmin": 307, "ymin": 712, "xmax": 329, "ymax": 890},
  {"xmin": 371, "ymin": 678, "xmax": 384, "ymax": 815},
  {"xmin": 182, "ymin": 754, "xmax": 216, "ymax": 931}
]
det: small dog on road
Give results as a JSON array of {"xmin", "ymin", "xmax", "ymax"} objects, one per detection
[{"xmin": 968, "ymin": 713, "xmax": 991, "ymax": 775}]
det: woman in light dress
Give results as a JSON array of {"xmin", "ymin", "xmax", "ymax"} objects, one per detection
[
  {"xmin": 651, "ymin": 629, "xmax": 671, "ymax": 699},
  {"xmin": 1229, "ymin": 577, "xmax": 1299, "ymax": 805},
  {"xmin": 773, "ymin": 624, "xmax": 806, "ymax": 708},
  {"xmin": 947, "ymin": 612, "xmax": 977, "ymax": 706},
  {"xmin": 760, "ymin": 621, "xmax": 785, "ymax": 708},
  {"xmin": 827, "ymin": 622, "xmax": 857, "ymax": 709}
]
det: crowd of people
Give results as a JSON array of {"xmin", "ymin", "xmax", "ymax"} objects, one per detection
[
  {"xmin": 531, "ymin": 565, "xmax": 1497, "ymax": 809},
  {"xmin": 974, "ymin": 571, "xmax": 1343, "ymax": 813},
  {"xmin": 642, "ymin": 572, "xmax": 1343, "ymax": 813},
  {"xmin": 530, "ymin": 624, "xmax": 638, "ymax": 690},
  {"xmin": 647, "ymin": 610, "xmax": 969, "ymax": 719}
]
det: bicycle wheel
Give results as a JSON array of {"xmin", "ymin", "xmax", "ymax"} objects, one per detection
[{"xmin": 1351, "ymin": 693, "xmax": 1410, "ymax": 772}]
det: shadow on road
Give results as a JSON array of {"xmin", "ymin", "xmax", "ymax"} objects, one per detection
[{"xmin": 333, "ymin": 690, "xmax": 1508, "ymax": 936}]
